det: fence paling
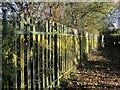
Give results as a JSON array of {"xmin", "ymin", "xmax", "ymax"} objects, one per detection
[
  {"xmin": 52, "ymin": 22, "xmax": 55, "ymax": 87},
  {"xmin": 3, "ymin": 9, "xmax": 9, "ymax": 89},
  {"xmin": 54, "ymin": 22, "xmax": 58, "ymax": 86},
  {"xmin": 91, "ymin": 34, "xmax": 94, "ymax": 50},
  {"xmin": 47, "ymin": 21, "xmax": 49, "ymax": 87},
  {"xmin": 69, "ymin": 29, "xmax": 73, "ymax": 68},
  {"xmin": 33, "ymin": 23, "xmax": 36, "ymax": 89},
  {"xmin": 37, "ymin": 20, "xmax": 41, "ymax": 89},
  {"xmin": 27, "ymin": 16, "xmax": 31, "ymax": 89},
  {"xmin": 20, "ymin": 13, "xmax": 25, "ymax": 88},
  {"xmin": 64, "ymin": 26, "xmax": 67, "ymax": 73},
  {"xmin": 57, "ymin": 23, "xmax": 60, "ymax": 86},
  {"xmin": 48, "ymin": 20, "xmax": 52, "ymax": 88},
  {"xmin": 69, "ymin": 35, "xmax": 72, "ymax": 69},
  {"xmin": 58, "ymin": 24, "xmax": 62, "ymax": 80},
  {"xmin": 62, "ymin": 25, "xmax": 66, "ymax": 73},
  {"xmin": 47, "ymin": 21, "xmax": 50, "ymax": 87},
  {"xmin": 12, "ymin": 12, "xmax": 17, "ymax": 88},
  {"xmin": 61, "ymin": 25, "xmax": 64, "ymax": 75},
  {"xmin": 88, "ymin": 34, "xmax": 91, "ymax": 54},
  {"xmin": 85, "ymin": 32, "xmax": 89, "ymax": 54},
  {"xmin": 62, "ymin": 26, "xmax": 65, "ymax": 74},
  {"xmin": 81, "ymin": 32, "xmax": 85, "ymax": 61},
  {"xmin": 2, "ymin": 9, "xmax": 7, "ymax": 33},
  {"xmin": 63, "ymin": 25, "xmax": 66, "ymax": 74},
  {"xmin": 73, "ymin": 36, "xmax": 78, "ymax": 65},
  {"xmin": 59, "ymin": 25, "xmax": 62, "ymax": 76},
  {"xmin": 41, "ymin": 34, "xmax": 45, "ymax": 88}
]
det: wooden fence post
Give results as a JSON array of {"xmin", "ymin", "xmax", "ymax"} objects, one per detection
[
  {"xmin": 26, "ymin": 15, "xmax": 31, "ymax": 89},
  {"xmin": 2, "ymin": 9, "xmax": 9, "ymax": 89},
  {"xmin": 59, "ymin": 24, "xmax": 62, "ymax": 77},
  {"xmin": 32, "ymin": 18, "xmax": 36, "ymax": 89},
  {"xmin": 64, "ymin": 26, "xmax": 67, "ymax": 73},
  {"xmin": 45, "ymin": 20, "xmax": 49, "ymax": 87},
  {"xmin": 20, "ymin": 13, "xmax": 25, "ymax": 88},
  {"xmin": 57, "ymin": 23, "xmax": 60, "ymax": 86},
  {"xmin": 72, "ymin": 29, "xmax": 78, "ymax": 65},
  {"xmin": 78, "ymin": 31, "xmax": 81, "ymax": 62},
  {"xmin": 12, "ymin": 12, "xmax": 17, "ymax": 88},
  {"xmin": 2, "ymin": 9, "xmax": 7, "ymax": 33},
  {"xmin": 51, "ymin": 22, "xmax": 55, "ymax": 87},
  {"xmin": 93, "ymin": 34, "xmax": 96, "ymax": 50},
  {"xmin": 95, "ymin": 35, "xmax": 98, "ymax": 49},
  {"xmin": 61, "ymin": 25, "xmax": 64, "ymax": 75},
  {"xmin": 88, "ymin": 34, "xmax": 91, "ymax": 54},
  {"xmin": 85, "ymin": 32, "xmax": 89, "ymax": 54},
  {"xmin": 48, "ymin": 20, "xmax": 52, "ymax": 88},
  {"xmin": 37, "ymin": 20, "xmax": 41, "ymax": 89},
  {"xmin": 47, "ymin": 21, "xmax": 50, "ymax": 87},
  {"xmin": 93, "ymin": 35, "xmax": 95, "ymax": 50},
  {"xmin": 53, "ymin": 22, "xmax": 58, "ymax": 87},
  {"xmin": 91, "ymin": 34, "xmax": 94, "ymax": 50},
  {"xmin": 80, "ymin": 31, "xmax": 84, "ymax": 61},
  {"xmin": 62, "ymin": 25, "xmax": 64, "ymax": 74},
  {"xmin": 101, "ymin": 35, "xmax": 105, "ymax": 48},
  {"xmin": 70, "ymin": 30, "xmax": 73, "ymax": 69},
  {"xmin": 41, "ymin": 23, "xmax": 45, "ymax": 88}
]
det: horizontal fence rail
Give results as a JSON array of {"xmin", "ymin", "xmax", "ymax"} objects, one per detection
[{"xmin": 2, "ymin": 11, "xmax": 103, "ymax": 89}]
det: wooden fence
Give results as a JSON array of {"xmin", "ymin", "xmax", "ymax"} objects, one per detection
[{"xmin": 2, "ymin": 10, "xmax": 103, "ymax": 89}]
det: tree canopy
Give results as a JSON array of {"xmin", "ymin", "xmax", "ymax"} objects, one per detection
[{"xmin": 1, "ymin": 2, "xmax": 119, "ymax": 34}]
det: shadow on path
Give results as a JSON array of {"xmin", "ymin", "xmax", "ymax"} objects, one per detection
[{"xmin": 66, "ymin": 44, "xmax": 120, "ymax": 90}]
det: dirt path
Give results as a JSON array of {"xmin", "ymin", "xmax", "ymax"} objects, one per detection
[{"xmin": 66, "ymin": 45, "xmax": 120, "ymax": 90}]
